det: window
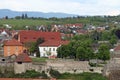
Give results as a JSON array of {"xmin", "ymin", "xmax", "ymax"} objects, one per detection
[
  {"xmin": 53, "ymin": 48, "xmax": 55, "ymax": 51},
  {"xmin": 7, "ymin": 47, "xmax": 10, "ymax": 56},
  {"xmin": 49, "ymin": 48, "xmax": 51, "ymax": 51},
  {"xmin": 33, "ymin": 37, "xmax": 36, "ymax": 39},
  {"xmin": 43, "ymin": 48, "xmax": 45, "ymax": 51},
  {"xmin": 7, "ymin": 47, "xmax": 10, "ymax": 52},
  {"xmin": 17, "ymin": 62, "xmax": 22, "ymax": 64},
  {"xmin": 16, "ymin": 46, "xmax": 18, "ymax": 50},
  {"xmin": 51, "ymin": 37, "xmax": 54, "ymax": 39}
]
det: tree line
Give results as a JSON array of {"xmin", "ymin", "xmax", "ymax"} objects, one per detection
[{"xmin": 57, "ymin": 29, "xmax": 119, "ymax": 61}]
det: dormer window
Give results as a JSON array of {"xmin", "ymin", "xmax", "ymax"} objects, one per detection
[
  {"xmin": 33, "ymin": 37, "xmax": 36, "ymax": 39},
  {"xmin": 24, "ymin": 37, "xmax": 27, "ymax": 39},
  {"xmin": 51, "ymin": 37, "xmax": 54, "ymax": 39}
]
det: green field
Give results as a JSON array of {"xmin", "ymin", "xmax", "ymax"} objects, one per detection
[
  {"xmin": 0, "ymin": 19, "xmax": 61, "ymax": 30},
  {"xmin": 0, "ymin": 16, "xmax": 108, "ymax": 30}
]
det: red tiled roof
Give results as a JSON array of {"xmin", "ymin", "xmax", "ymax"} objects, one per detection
[
  {"xmin": 18, "ymin": 30, "xmax": 61, "ymax": 43},
  {"xmin": 39, "ymin": 40, "xmax": 69, "ymax": 47},
  {"xmin": 40, "ymin": 40, "xmax": 61, "ymax": 47},
  {"xmin": 0, "ymin": 78, "xmax": 49, "ymax": 80},
  {"xmin": 15, "ymin": 53, "xmax": 32, "ymax": 62},
  {"xmin": 4, "ymin": 39, "xmax": 23, "ymax": 46},
  {"xmin": 114, "ymin": 45, "xmax": 120, "ymax": 51},
  {"xmin": 61, "ymin": 40, "xmax": 70, "ymax": 45}
]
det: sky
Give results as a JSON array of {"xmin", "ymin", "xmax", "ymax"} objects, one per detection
[{"xmin": 0, "ymin": 0, "xmax": 120, "ymax": 16}]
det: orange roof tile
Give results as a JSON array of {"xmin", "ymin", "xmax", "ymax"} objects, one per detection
[
  {"xmin": 0, "ymin": 78, "xmax": 48, "ymax": 80},
  {"xmin": 15, "ymin": 53, "xmax": 32, "ymax": 62},
  {"xmin": 18, "ymin": 30, "xmax": 61, "ymax": 43},
  {"xmin": 61, "ymin": 40, "xmax": 70, "ymax": 45},
  {"xmin": 40, "ymin": 40, "xmax": 61, "ymax": 47},
  {"xmin": 39, "ymin": 40, "xmax": 69, "ymax": 47},
  {"xmin": 4, "ymin": 39, "xmax": 23, "ymax": 46}
]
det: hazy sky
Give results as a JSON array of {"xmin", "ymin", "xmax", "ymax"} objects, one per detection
[{"xmin": 0, "ymin": 0, "xmax": 120, "ymax": 16}]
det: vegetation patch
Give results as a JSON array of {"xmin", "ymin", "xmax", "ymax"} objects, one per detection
[
  {"xmin": 31, "ymin": 57, "xmax": 47, "ymax": 62},
  {"xmin": 59, "ymin": 72, "xmax": 107, "ymax": 80}
]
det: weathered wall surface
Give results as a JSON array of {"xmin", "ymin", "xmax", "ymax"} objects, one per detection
[
  {"xmin": 14, "ymin": 59, "xmax": 103, "ymax": 74},
  {"xmin": 45, "ymin": 60, "xmax": 90, "ymax": 73}
]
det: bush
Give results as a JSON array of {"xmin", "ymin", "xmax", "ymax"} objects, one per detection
[
  {"xmin": 15, "ymin": 70, "xmax": 48, "ymax": 78},
  {"xmin": 40, "ymin": 71, "xmax": 48, "ymax": 79},
  {"xmin": 49, "ymin": 69, "xmax": 61, "ymax": 78},
  {"xmin": 89, "ymin": 62, "xmax": 97, "ymax": 67}
]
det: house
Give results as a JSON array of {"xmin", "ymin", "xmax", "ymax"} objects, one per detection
[
  {"xmin": 4, "ymin": 39, "xmax": 24, "ymax": 56},
  {"xmin": 39, "ymin": 40, "xmax": 69, "ymax": 58},
  {"xmin": 4, "ymin": 30, "xmax": 68, "ymax": 57},
  {"xmin": 3, "ymin": 30, "xmax": 62, "ymax": 57}
]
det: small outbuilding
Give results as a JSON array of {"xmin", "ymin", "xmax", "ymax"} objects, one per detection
[{"xmin": 14, "ymin": 53, "xmax": 32, "ymax": 74}]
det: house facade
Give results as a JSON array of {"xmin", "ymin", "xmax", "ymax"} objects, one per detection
[
  {"xmin": 4, "ymin": 39, "xmax": 24, "ymax": 56},
  {"xmin": 39, "ymin": 40, "xmax": 69, "ymax": 58},
  {"xmin": 39, "ymin": 41, "xmax": 60, "ymax": 57}
]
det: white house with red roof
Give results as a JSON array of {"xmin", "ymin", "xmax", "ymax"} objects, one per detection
[
  {"xmin": 3, "ymin": 30, "xmax": 69, "ymax": 57},
  {"xmin": 39, "ymin": 40, "xmax": 69, "ymax": 58}
]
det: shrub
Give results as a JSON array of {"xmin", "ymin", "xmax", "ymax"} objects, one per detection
[{"xmin": 49, "ymin": 69, "xmax": 61, "ymax": 78}]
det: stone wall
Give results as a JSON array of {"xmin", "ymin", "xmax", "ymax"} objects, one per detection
[
  {"xmin": 45, "ymin": 59, "xmax": 90, "ymax": 73},
  {"xmin": 0, "ymin": 62, "xmax": 14, "ymax": 73},
  {"xmin": 14, "ymin": 62, "xmax": 32, "ymax": 74},
  {"xmin": 103, "ymin": 59, "xmax": 120, "ymax": 76},
  {"xmin": 14, "ymin": 59, "xmax": 103, "ymax": 74}
]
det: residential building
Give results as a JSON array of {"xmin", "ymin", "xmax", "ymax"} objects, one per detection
[
  {"xmin": 3, "ymin": 30, "xmax": 63, "ymax": 57},
  {"xmin": 39, "ymin": 40, "xmax": 69, "ymax": 58},
  {"xmin": 4, "ymin": 39, "xmax": 24, "ymax": 56}
]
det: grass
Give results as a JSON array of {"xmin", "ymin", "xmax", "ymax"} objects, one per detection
[
  {"xmin": 31, "ymin": 57, "xmax": 56, "ymax": 62},
  {"xmin": 59, "ymin": 72, "xmax": 107, "ymax": 80},
  {"xmin": 31, "ymin": 57, "xmax": 48, "ymax": 62}
]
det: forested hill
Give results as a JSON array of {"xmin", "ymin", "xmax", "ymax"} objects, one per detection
[{"xmin": 0, "ymin": 9, "xmax": 77, "ymax": 18}]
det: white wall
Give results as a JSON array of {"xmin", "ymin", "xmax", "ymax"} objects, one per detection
[{"xmin": 39, "ymin": 46, "xmax": 60, "ymax": 57}]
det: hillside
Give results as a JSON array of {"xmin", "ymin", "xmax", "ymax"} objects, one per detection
[{"xmin": 0, "ymin": 9, "xmax": 77, "ymax": 18}]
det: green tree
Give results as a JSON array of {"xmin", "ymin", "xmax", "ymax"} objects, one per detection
[
  {"xmin": 91, "ymin": 30, "xmax": 100, "ymax": 41},
  {"xmin": 109, "ymin": 34, "xmax": 118, "ymax": 46},
  {"xmin": 57, "ymin": 45, "xmax": 70, "ymax": 58},
  {"xmin": 24, "ymin": 41, "xmax": 34, "ymax": 54},
  {"xmin": 35, "ymin": 37, "xmax": 44, "ymax": 57},
  {"xmin": 97, "ymin": 44, "xmax": 110, "ymax": 61},
  {"xmin": 21, "ymin": 14, "xmax": 25, "ymax": 19},
  {"xmin": 29, "ymin": 42, "xmax": 36, "ymax": 54},
  {"xmin": 101, "ymin": 31, "xmax": 110, "ymax": 40},
  {"xmin": 76, "ymin": 46, "xmax": 86, "ymax": 60},
  {"xmin": 68, "ymin": 41, "xmax": 78, "ymax": 59},
  {"xmin": 25, "ymin": 13, "xmax": 28, "ymax": 19},
  {"xmin": 15, "ymin": 16, "xmax": 21, "ymax": 19}
]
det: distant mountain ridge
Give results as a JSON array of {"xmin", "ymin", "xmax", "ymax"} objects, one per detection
[{"xmin": 0, "ymin": 9, "xmax": 77, "ymax": 18}]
